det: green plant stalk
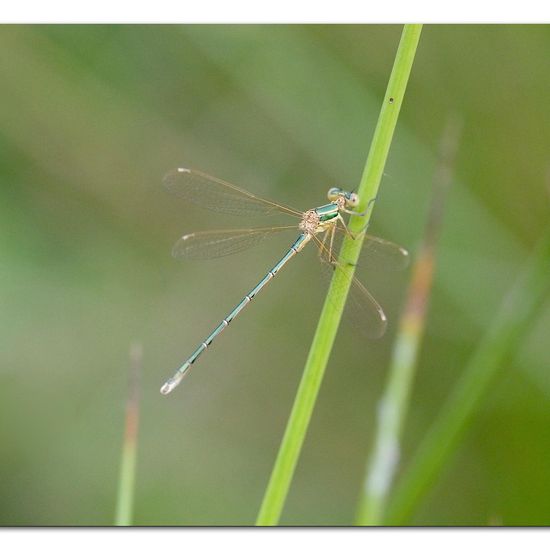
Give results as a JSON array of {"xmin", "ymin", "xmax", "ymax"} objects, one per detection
[
  {"xmin": 355, "ymin": 116, "xmax": 461, "ymax": 525},
  {"xmin": 385, "ymin": 229, "xmax": 550, "ymax": 524},
  {"xmin": 115, "ymin": 343, "xmax": 142, "ymax": 526},
  {"xmin": 256, "ymin": 24, "xmax": 423, "ymax": 526},
  {"xmin": 115, "ymin": 435, "xmax": 138, "ymax": 526}
]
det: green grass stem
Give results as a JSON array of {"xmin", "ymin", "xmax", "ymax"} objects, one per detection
[
  {"xmin": 355, "ymin": 116, "xmax": 462, "ymax": 525},
  {"xmin": 385, "ymin": 229, "xmax": 550, "ymax": 524},
  {"xmin": 255, "ymin": 24, "xmax": 423, "ymax": 526},
  {"xmin": 115, "ymin": 342, "xmax": 142, "ymax": 526}
]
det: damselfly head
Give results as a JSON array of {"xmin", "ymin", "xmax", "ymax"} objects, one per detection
[{"xmin": 327, "ymin": 187, "xmax": 360, "ymax": 209}]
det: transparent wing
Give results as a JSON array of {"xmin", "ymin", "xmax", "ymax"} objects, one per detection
[
  {"xmin": 313, "ymin": 234, "xmax": 388, "ymax": 339},
  {"xmin": 334, "ymin": 227, "xmax": 410, "ymax": 271},
  {"xmin": 172, "ymin": 226, "xmax": 298, "ymax": 260},
  {"xmin": 333, "ymin": 265, "xmax": 388, "ymax": 339},
  {"xmin": 164, "ymin": 168, "xmax": 302, "ymax": 218}
]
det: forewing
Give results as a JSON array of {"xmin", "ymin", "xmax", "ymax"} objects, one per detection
[{"xmin": 164, "ymin": 168, "xmax": 302, "ymax": 218}]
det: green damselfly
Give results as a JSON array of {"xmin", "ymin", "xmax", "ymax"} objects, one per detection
[{"xmin": 160, "ymin": 168, "xmax": 408, "ymax": 395}]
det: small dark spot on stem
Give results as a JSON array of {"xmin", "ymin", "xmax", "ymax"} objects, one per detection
[{"xmin": 389, "ymin": 97, "xmax": 395, "ymax": 104}]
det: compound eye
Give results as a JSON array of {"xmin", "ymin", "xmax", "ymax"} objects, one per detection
[
  {"xmin": 327, "ymin": 187, "xmax": 341, "ymax": 201},
  {"xmin": 347, "ymin": 193, "xmax": 360, "ymax": 208}
]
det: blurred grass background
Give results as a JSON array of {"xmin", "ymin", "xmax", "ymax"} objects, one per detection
[{"xmin": 1, "ymin": 24, "xmax": 549, "ymax": 526}]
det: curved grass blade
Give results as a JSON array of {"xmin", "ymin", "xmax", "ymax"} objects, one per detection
[
  {"xmin": 115, "ymin": 342, "xmax": 142, "ymax": 526},
  {"xmin": 255, "ymin": 24, "xmax": 422, "ymax": 525},
  {"xmin": 164, "ymin": 168, "xmax": 302, "ymax": 218},
  {"xmin": 172, "ymin": 226, "xmax": 298, "ymax": 260}
]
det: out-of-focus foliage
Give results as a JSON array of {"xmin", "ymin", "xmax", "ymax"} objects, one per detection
[{"xmin": 0, "ymin": 25, "xmax": 548, "ymax": 526}]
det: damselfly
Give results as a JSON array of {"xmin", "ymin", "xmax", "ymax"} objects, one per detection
[{"xmin": 160, "ymin": 168, "xmax": 408, "ymax": 395}]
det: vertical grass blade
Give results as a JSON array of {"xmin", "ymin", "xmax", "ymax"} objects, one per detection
[
  {"xmin": 385, "ymin": 230, "xmax": 550, "ymax": 524},
  {"xmin": 255, "ymin": 24, "xmax": 423, "ymax": 526},
  {"xmin": 355, "ymin": 116, "xmax": 462, "ymax": 525},
  {"xmin": 115, "ymin": 342, "xmax": 142, "ymax": 526}
]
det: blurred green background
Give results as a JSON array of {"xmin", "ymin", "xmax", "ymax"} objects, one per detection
[{"xmin": 1, "ymin": 25, "xmax": 549, "ymax": 526}]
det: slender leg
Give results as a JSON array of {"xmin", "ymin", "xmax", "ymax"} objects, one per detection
[
  {"xmin": 342, "ymin": 195, "xmax": 377, "ymax": 218},
  {"xmin": 318, "ymin": 229, "xmax": 329, "ymax": 258},
  {"xmin": 328, "ymin": 224, "xmax": 336, "ymax": 259},
  {"xmin": 337, "ymin": 214, "xmax": 356, "ymax": 239},
  {"xmin": 316, "ymin": 225, "xmax": 337, "ymax": 262},
  {"xmin": 335, "ymin": 216, "xmax": 363, "ymax": 267},
  {"xmin": 337, "ymin": 214, "xmax": 369, "ymax": 243},
  {"xmin": 338, "ymin": 204, "xmax": 374, "ymax": 240}
]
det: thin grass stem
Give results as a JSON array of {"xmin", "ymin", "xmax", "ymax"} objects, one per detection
[
  {"xmin": 355, "ymin": 115, "xmax": 462, "ymax": 525},
  {"xmin": 255, "ymin": 24, "xmax": 423, "ymax": 526},
  {"xmin": 115, "ymin": 342, "xmax": 142, "ymax": 526}
]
